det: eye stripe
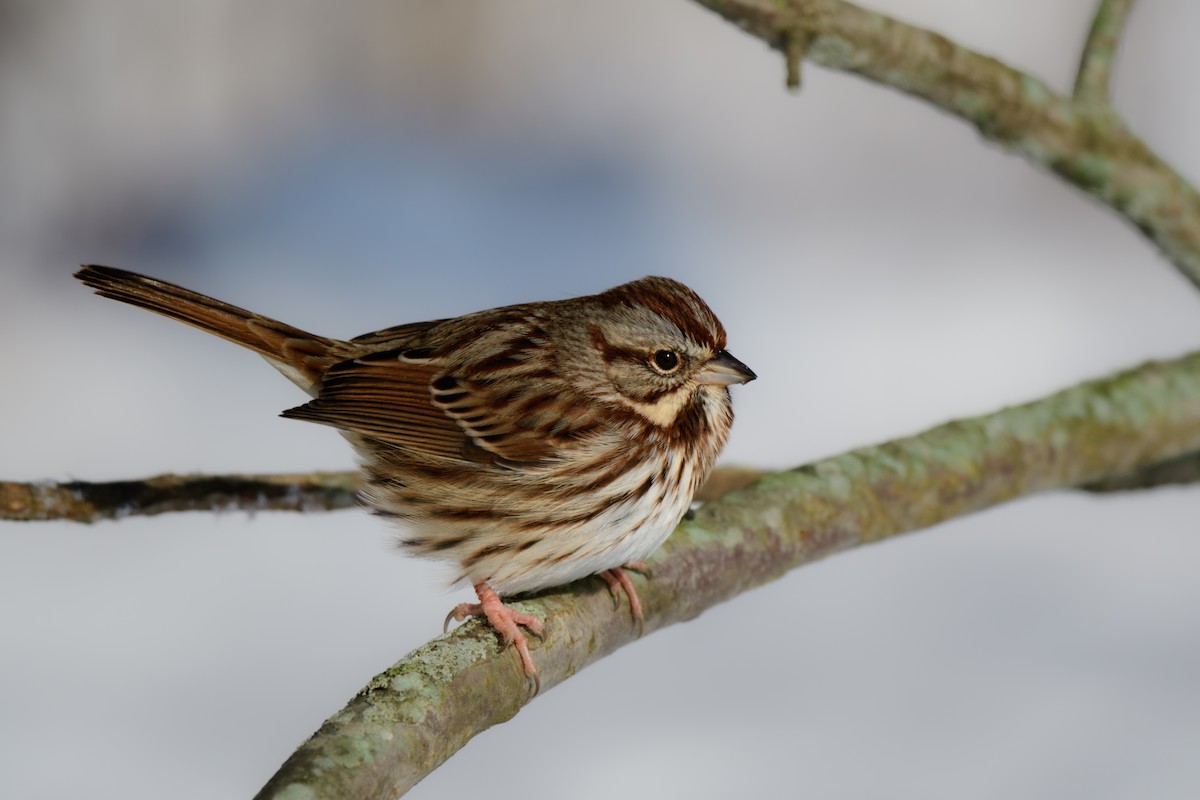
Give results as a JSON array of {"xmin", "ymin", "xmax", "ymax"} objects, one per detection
[{"xmin": 588, "ymin": 325, "xmax": 646, "ymax": 365}]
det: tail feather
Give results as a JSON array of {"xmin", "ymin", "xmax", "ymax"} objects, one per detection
[{"xmin": 75, "ymin": 265, "xmax": 343, "ymax": 391}]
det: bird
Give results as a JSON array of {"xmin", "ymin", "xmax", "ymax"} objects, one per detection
[{"xmin": 75, "ymin": 265, "xmax": 755, "ymax": 690}]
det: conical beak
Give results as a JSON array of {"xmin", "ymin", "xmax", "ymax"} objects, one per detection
[{"xmin": 697, "ymin": 349, "xmax": 757, "ymax": 385}]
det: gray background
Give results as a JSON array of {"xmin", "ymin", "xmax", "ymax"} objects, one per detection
[{"xmin": 2, "ymin": 1, "xmax": 1199, "ymax": 797}]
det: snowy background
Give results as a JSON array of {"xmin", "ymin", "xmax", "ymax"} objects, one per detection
[{"xmin": 2, "ymin": 1, "xmax": 1199, "ymax": 798}]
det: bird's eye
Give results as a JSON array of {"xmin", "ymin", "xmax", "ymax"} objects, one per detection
[{"xmin": 652, "ymin": 349, "xmax": 680, "ymax": 374}]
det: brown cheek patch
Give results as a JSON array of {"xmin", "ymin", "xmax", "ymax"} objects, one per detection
[{"xmin": 635, "ymin": 384, "xmax": 678, "ymax": 406}]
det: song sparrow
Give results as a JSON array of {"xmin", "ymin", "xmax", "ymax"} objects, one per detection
[{"xmin": 75, "ymin": 265, "xmax": 755, "ymax": 689}]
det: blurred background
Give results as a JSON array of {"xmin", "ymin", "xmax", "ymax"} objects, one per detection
[{"xmin": 3, "ymin": 1, "xmax": 1200, "ymax": 797}]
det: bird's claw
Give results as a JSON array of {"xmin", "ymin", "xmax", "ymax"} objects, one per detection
[{"xmin": 599, "ymin": 565, "xmax": 646, "ymax": 638}]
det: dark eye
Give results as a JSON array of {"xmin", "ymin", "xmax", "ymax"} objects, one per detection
[{"xmin": 652, "ymin": 349, "xmax": 680, "ymax": 374}]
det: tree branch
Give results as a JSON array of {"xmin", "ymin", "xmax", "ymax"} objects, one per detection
[
  {"xmin": 254, "ymin": 350, "xmax": 1200, "ymax": 798},
  {"xmin": 688, "ymin": 0, "xmax": 1200, "ymax": 291},
  {"xmin": 1074, "ymin": 0, "xmax": 1135, "ymax": 104}
]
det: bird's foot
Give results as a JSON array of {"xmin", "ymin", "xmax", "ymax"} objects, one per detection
[
  {"xmin": 445, "ymin": 580, "xmax": 545, "ymax": 693},
  {"xmin": 599, "ymin": 561, "xmax": 649, "ymax": 637}
]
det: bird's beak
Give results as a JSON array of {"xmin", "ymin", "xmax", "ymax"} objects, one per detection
[{"xmin": 696, "ymin": 350, "xmax": 757, "ymax": 385}]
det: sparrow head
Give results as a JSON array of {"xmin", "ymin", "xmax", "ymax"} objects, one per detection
[{"xmin": 567, "ymin": 276, "xmax": 755, "ymax": 428}]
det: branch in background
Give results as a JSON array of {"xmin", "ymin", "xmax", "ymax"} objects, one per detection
[
  {"xmin": 255, "ymin": 350, "xmax": 1200, "ymax": 798},
  {"xmin": 1083, "ymin": 449, "xmax": 1200, "ymax": 492},
  {"xmin": 692, "ymin": 464, "xmax": 766, "ymax": 501},
  {"xmin": 689, "ymin": 0, "xmax": 1200, "ymax": 291},
  {"xmin": 6, "ymin": 453, "xmax": 1193, "ymax": 526},
  {"xmin": 0, "ymin": 467, "xmax": 758, "ymax": 523},
  {"xmin": 0, "ymin": 472, "xmax": 358, "ymax": 523},
  {"xmin": 1074, "ymin": 0, "xmax": 1135, "ymax": 104}
]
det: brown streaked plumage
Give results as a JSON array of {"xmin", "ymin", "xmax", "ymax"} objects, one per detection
[{"xmin": 75, "ymin": 265, "xmax": 755, "ymax": 690}]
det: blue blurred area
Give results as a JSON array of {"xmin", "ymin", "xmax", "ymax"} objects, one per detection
[{"xmin": 125, "ymin": 133, "xmax": 659, "ymax": 294}]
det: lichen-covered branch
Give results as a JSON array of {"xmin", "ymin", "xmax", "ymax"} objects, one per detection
[
  {"xmin": 0, "ymin": 472, "xmax": 358, "ymax": 523},
  {"xmin": 255, "ymin": 350, "xmax": 1200, "ymax": 799},
  {"xmin": 1074, "ymin": 0, "xmax": 1135, "ymax": 104},
  {"xmin": 689, "ymin": 0, "xmax": 1200, "ymax": 290}
]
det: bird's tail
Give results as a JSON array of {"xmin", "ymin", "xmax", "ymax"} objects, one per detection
[{"xmin": 75, "ymin": 265, "xmax": 344, "ymax": 391}]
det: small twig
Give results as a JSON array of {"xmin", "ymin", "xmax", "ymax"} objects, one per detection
[
  {"xmin": 1074, "ymin": 0, "xmax": 1135, "ymax": 104},
  {"xmin": 255, "ymin": 350, "xmax": 1200, "ymax": 798},
  {"xmin": 783, "ymin": 27, "xmax": 812, "ymax": 90}
]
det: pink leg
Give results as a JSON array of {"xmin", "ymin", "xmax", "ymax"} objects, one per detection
[
  {"xmin": 445, "ymin": 581, "xmax": 545, "ymax": 692},
  {"xmin": 599, "ymin": 563, "xmax": 649, "ymax": 638}
]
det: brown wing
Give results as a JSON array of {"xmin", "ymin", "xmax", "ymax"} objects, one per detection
[
  {"xmin": 425, "ymin": 371, "xmax": 562, "ymax": 463},
  {"xmin": 281, "ymin": 348, "xmax": 472, "ymax": 460},
  {"xmin": 284, "ymin": 312, "xmax": 601, "ymax": 464},
  {"xmin": 424, "ymin": 327, "xmax": 602, "ymax": 463}
]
